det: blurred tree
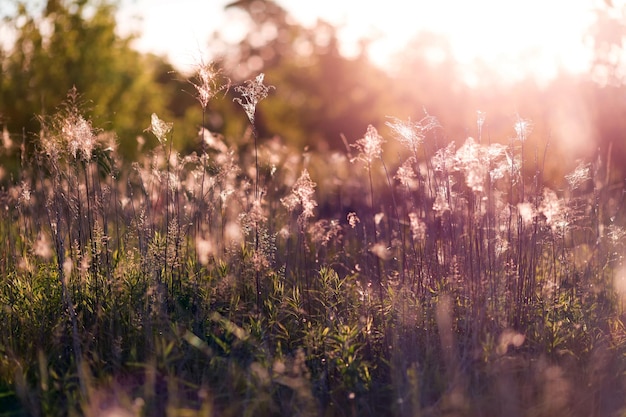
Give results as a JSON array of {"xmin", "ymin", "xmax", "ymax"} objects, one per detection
[
  {"xmin": 0, "ymin": 0, "xmax": 172, "ymax": 160},
  {"xmin": 213, "ymin": 0, "xmax": 399, "ymax": 151}
]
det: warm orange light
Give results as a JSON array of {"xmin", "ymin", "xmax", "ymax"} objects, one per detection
[
  {"xmin": 119, "ymin": 0, "xmax": 599, "ymax": 83},
  {"xmin": 277, "ymin": 0, "xmax": 597, "ymax": 84}
]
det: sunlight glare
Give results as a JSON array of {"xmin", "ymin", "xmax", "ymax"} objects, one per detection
[
  {"xmin": 118, "ymin": 0, "xmax": 599, "ymax": 83},
  {"xmin": 278, "ymin": 0, "xmax": 597, "ymax": 83}
]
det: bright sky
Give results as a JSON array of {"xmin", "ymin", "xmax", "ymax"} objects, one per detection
[{"xmin": 118, "ymin": 0, "xmax": 600, "ymax": 83}]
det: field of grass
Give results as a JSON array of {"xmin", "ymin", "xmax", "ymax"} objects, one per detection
[{"xmin": 1, "ymin": 71, "xmax": 626, "ymax": 417}]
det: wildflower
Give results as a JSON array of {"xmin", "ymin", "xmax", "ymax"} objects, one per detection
[
  {"xmin": 308, "ymin": 219, "xmax": 342, "ymax": 246},
  {"xmin": 252, "ymin": 249, "xmax": 270, "ymax": 272},
  {"xmin": 565, "ymin": 162, "xmax": 590, "ymax": 189},
  {"xmin": 167, "ymin": 171, "xmax": 180, "ymax": 192},
  {"xmin": 494, "ymin": 234, "xmax": 509, "ymax": 257},
  {"xmin": 486, "ymin": 143, "xmax": 509, "ymax": 181},
  {"xmin": 146, "ymin": 113, "xmax": 172, "ymax": 144},
  {"xmin": 395, "ymin": 157, "xmax": 417, "ymax": 188},
  {"xmin": 351, "ymin": 125, "xmax": 385, "ymax": 166},
  {"xmin": 606, "ymin": 225, "xmax": 626, "ymax": 243},
  {"xmin": 386, "ymin": 114, "xmax": 439, "ymax": 151},
  {"xmin": 234, "ymin": 73, "xmax": 274, "ymax": 125},
  {"xmin": 513, "ymin": 116, "xmax": 532, "ymax": 142},
  {"xmin": 433, "ymin": 187, "xmax": 450, "ymax": 217},
  {"xmin": 455, "ymin": 137, "xmax": 487, "ymax": 192},
  {"xmin": 386, "ymin": 117, "xmax": 421, "ymax": 150},
  {"xmin": 39, "ymin": 87, "xmax": 98, "ymax": 162},
  {"xmin": 61, "ymin": 114, "xmax": 95, "ymax": 160},
  {"xmin": 431, "ymin": 142, "xmax": 456, "ymax": 173},
  {"xmin": 281, "ymin": 169, "xmax": 317, "ymax": 226},
  {"xmin": 327, "ymin": 219, "xmax": 342, "ymax": 242},
  {"xmin": 347, "ymin": 212, "xmax": 360, "ymax": 228},
  {"xmin": 453, "ymin": 137, "xmax": 508, "ymax": 191},
  {"xmin": 240, "ymin": 199, "xmax": 267, "ymax": 234},
  {"xmin": 308, "ymin": 220, "xmax": 327, "ymax": 245},
  {"xmin": 191, "ymin": 61, "xmax": 229, "ymax": 110}
]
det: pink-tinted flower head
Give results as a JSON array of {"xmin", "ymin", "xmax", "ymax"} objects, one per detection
[
  {"xmin": 281, "ymin": 169, "xmax": 317, "ymax": 227},
  {"xmin": 146, "ymin": 113, "xmax": 172, "ymax": 144},
  {"xmin": 61, "ymin": 114, "xmax": 95, "ymax": 161},
  {"xmin": 191, "ymin": 61, "xmax": 229, "ymax": 109},
  {"xmin": 386, "ymin": 115, "xmax": 438, "ymax": 152},
  {"xmin": 234, "ymin": 73, "xmax": 274, "ymax": 125},
  {"xmin": 351, "ymin": 125, "xmax": 385, "ymax": 166}
]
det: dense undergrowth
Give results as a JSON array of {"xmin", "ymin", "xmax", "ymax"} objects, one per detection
[{"xmin": 1, "ymin": 68, "xmax": 626, "ymax": 417}]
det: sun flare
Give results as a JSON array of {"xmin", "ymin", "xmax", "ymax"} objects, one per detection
[
  {"xmin": 119, "ymin": 0, "xmax": 599, "ymax": 83},
  {"xmin": 279, "ymin": 0, "xmax": 597, "ymax": 83}
]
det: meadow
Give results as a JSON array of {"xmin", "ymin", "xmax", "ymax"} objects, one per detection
[{"xmin": 1, "ymin": 67, "xmax": 626, "ymax": 417}]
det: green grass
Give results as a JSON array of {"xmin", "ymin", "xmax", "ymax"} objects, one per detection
[{"xmin": 1, "ymin": 75, "xmax": 626, "ymax": 417}]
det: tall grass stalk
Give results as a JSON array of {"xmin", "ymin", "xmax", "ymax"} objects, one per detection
[{"xmin": 234, "ymin": 73, "xmax": 273, "ymax": 311}]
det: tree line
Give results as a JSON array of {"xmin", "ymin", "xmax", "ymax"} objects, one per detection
[{"xmin": 2, "ymin": 0, "xmax": 626, "ymax": 185}]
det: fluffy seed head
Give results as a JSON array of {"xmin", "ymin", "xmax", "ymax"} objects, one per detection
[
  {"xmin": 281, "ymin": 169, "xmax": 317, "ymax": 227},
  {"xmin": 146, "ymin": 113, "xmax": 172, "ymax": 144},
  {"xmin": 351, "ymin": 125, "xmax": 385, "ymax": 166},
  {"xmin": 191, "ymin": 61, "xmax": 229, "ymax": 109},
  {"xmin": 234, "ymin": 73, "xmax": 274, "ymax": 125},
  {"xmin": 386, "ymin": 115, "xmax": 438, "ymax": 152},
  {"xmin": 62, "ymin": 114, "xmax": 95, "ymax": 160},
  {"xmin": 432, "ymin": 142, "xmax": 456, "ymax": 173},
  {"xmin": 455, "ymin": 137, "xmax": 487, "ymax": 192},
  {"xmin": 395, "ymin": 158, "xmax": 417, "ymax": 188},
  {"xmin": 514, "ymin": 117, "xmax": 533, "ymax": 141},
  {"xmin": 565, "ymin": 162, "xmax": 590, "ymax": 189},
  {"xmin": 347, "ymin": 212, "xmax": 360, "ymax": 228}
]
